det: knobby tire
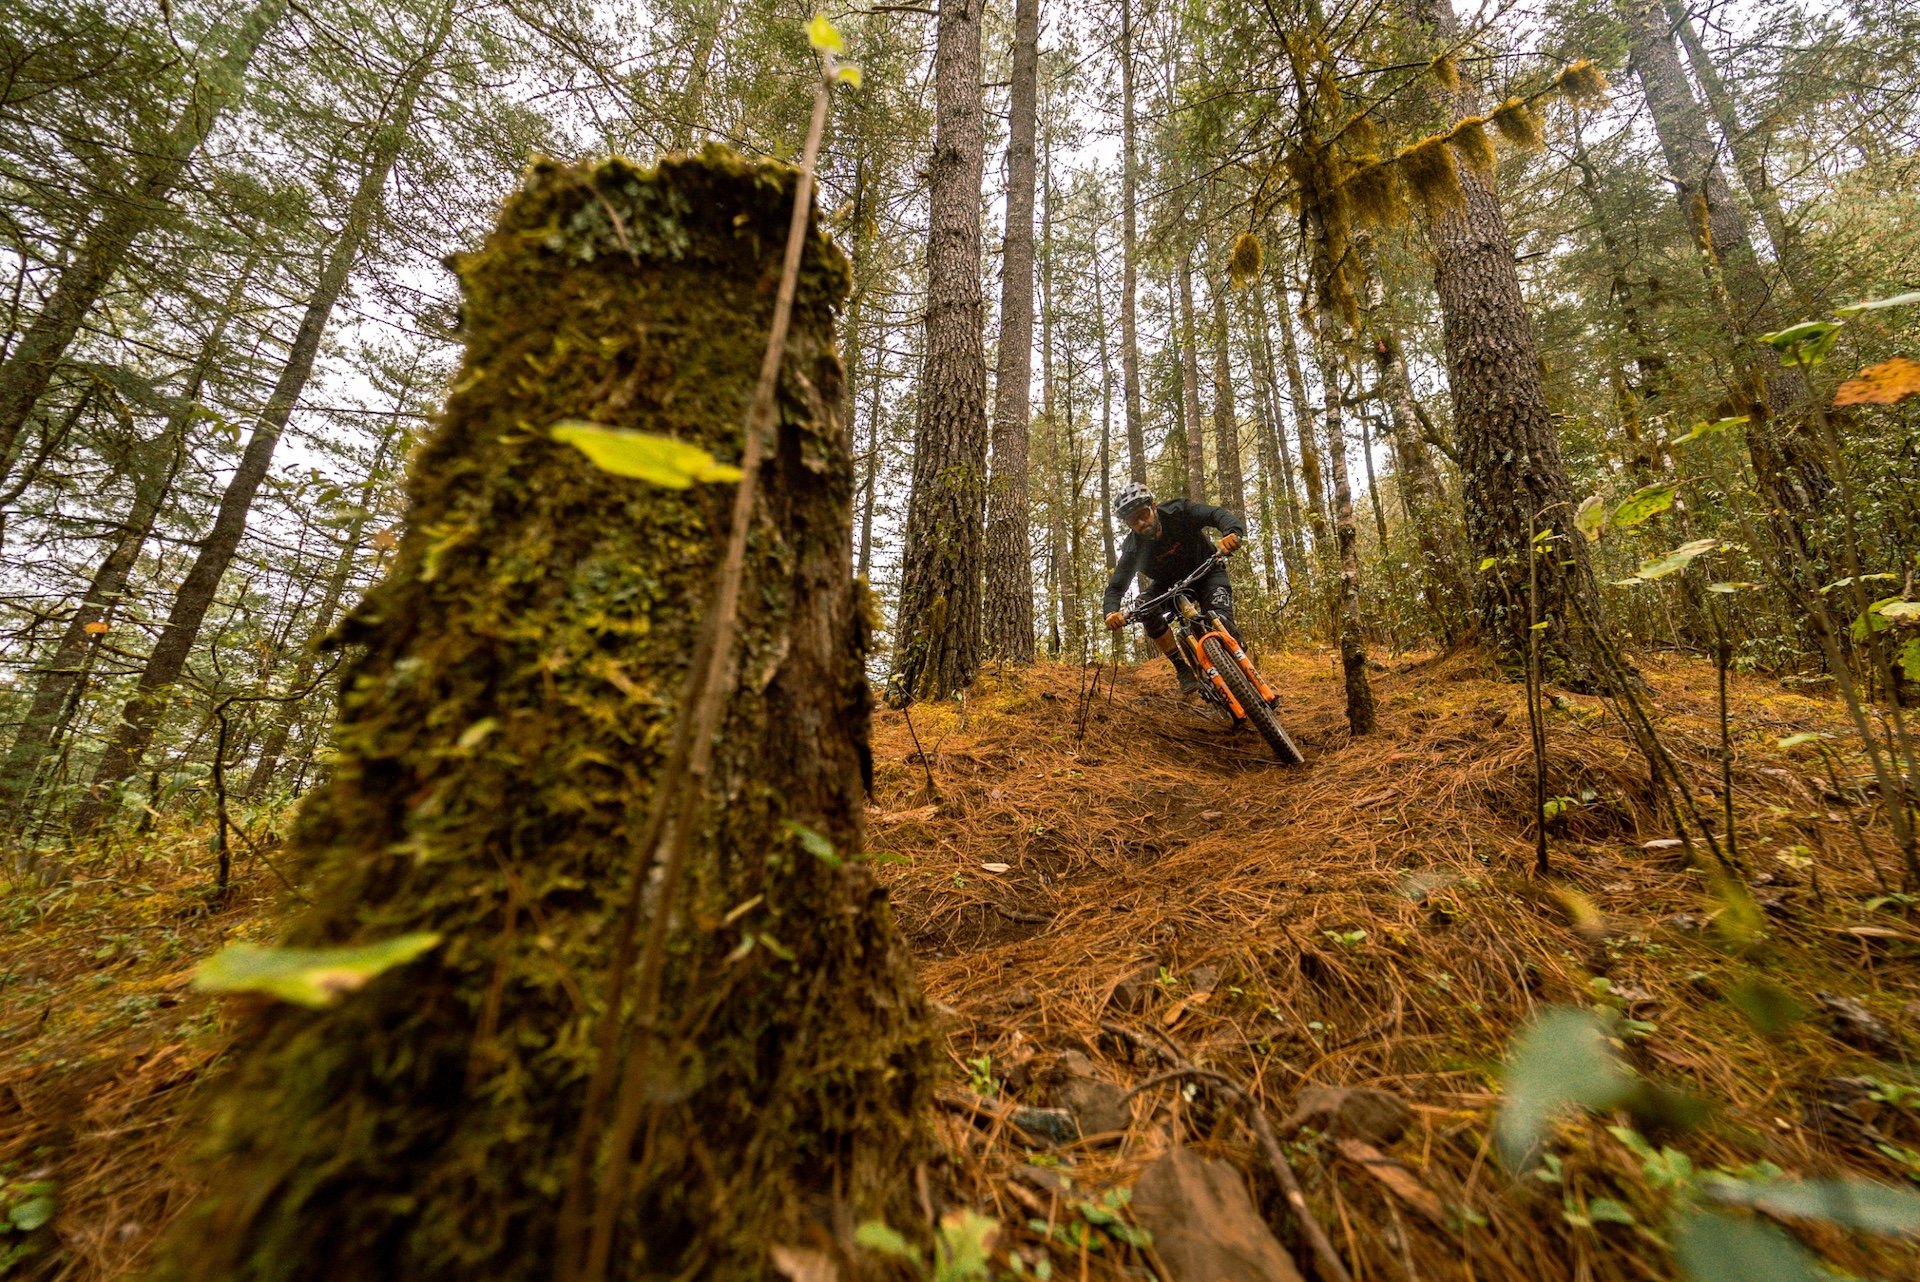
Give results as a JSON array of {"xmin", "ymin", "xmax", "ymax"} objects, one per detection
[{"xmin": 1201, "ymin": 635, "xmax": 1304, "ymax": 765}]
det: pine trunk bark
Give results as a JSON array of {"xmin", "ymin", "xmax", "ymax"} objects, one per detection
[
  {"xmin": 1092, "ymin": 243, "xmax": 1118, "ymax": 569},
  {"xmin": 152, "ymin": 150, "xmax": 935, "ymax": 1282},
  {"xmin": 73, "ymin": 6, "xmax": 449, "ymax": 833},
  {"xmin": 1407, "ymin": 0, "xmax": 1604, "ymax": 683},
  {"xmin": 982, "ymin": 0, "xmax": 1039, "ymax": 662},
  {"xmin": 0, "ymin": 0, "xmax": 288, "ymax": 484},
  {"xmin": 890, "ymin": 0, "xmax": 987, "ymax": 703}
]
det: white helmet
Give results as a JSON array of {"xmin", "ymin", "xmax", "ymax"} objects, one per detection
[{"xmin": 1113, "ymin": 481, "xmax": 1154, "ymax": 519}]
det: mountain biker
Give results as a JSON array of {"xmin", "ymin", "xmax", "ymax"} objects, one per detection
[{"xmin": 1101, "ymin": 481, "xmax": 1246, "ymax": 697}]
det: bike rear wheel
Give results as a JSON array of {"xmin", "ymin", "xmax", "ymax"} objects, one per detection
[{"xmin": 1202, "ymin": 635, "xmax": 1304, "ymax": 765}]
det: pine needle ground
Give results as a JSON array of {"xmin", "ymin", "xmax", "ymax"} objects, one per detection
[{"xmin": 3, "ymin": 653, "xmax": 1917, "ymax": 1279}]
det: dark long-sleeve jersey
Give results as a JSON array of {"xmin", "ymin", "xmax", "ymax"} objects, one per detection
[{"xmin": 1101, "ymin": 498, "xmax": 1246, "ymax": 614}]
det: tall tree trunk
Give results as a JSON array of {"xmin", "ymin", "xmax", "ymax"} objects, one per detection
[
  {"xmin": 243, "ymin": 417, "xmax": 403, "ymax": 799},
  {"xmin": 1404, "ymin": 0, "xmax": 1604, "ymax": 682},
  {"xmin": 1177, "ymin": 252, "xmax": 1206, "ymax": 502},
  {"xmin": 1354, "ymin": 233, "xmax": 1471, "ymax": 644},
  {"xmin": 1617, "ymin": 0, "xmax": 1830, "ymax": 548},
  {"xmin": 890, "ymin": 0, "xmax": 987, "ymax": 702},
  {"xmin": 1310, "ymin": 316, "xmax": 1376, "ymax": 733},
  {"xmin": 1663, "ymin": 0, "xmax": 1816, "ymax": 308},
  {"xmin": 1207, "ymin": 271, "xmax": 1247, "ymax": 519},
  {"xmin": 1247, "ymin": 281, "xmax": 1308, "ymax": 585},
  {"xmin": 152, "ymin": 151, "xmax": 934, "ymax": 1282},
  {"xmin": 1118, "ymin": 0, "xmax": 1147, "ymax": 484},
  {"xmin": 0, "ymin": 250, "xmax": 257, "ymax": 828},
  {"xmin": 982, "ymin": 0, "xmax": 1038, "ymax": 662},
  {"xmin": 73, "ymin": 5, "xmax": 450, "ymax": 833},
  {"xmin": 857, "ymin": 339, "xmax": 882, "ymax": 581},
  {"xmin": 1568, "ymin": 117, "xmax": 1666, "ymax": 480},
  {"xmin": 0, "ymin": 0, "xmax": 288, "ymax": 484},
  {"xmin": 1092, "ymin": 240, "xmax": 1118, "ymax": 569},
  {"xmin": 1272, "ymin": 276, "xmax": 1330, "ymax": 549}
]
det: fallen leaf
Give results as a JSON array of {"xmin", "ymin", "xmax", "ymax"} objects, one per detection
[
  {"xmin": 1834, "ymin": 356, "xmax": 1920, "ymax": 407},
  {"xmin": 981, "ymin": 862, "xmax": 1011, "ymax": 873},
  {"xmin": 770, "ymin": 1244, "xmax": 839, "ymax": 1282}
]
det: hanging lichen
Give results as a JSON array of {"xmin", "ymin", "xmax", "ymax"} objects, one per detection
[{"xmin": 1490, "ymin": 97, "xmax": 1546, "ymax": 151}]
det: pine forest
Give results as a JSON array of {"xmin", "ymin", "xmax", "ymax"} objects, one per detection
[{"xmin": 2, "ymin": 1, "xmax": 1920, "ymax": 1279}]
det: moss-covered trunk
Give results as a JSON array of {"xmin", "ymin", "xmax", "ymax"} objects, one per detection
[{"xmin": 154, "ymin": 150, "xmax": 935, "ymax": 1281}]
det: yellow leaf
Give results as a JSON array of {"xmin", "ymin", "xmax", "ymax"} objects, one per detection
[
  {"xmin": 84, "ymin": 621, "xmax": 110, "ymax": 635},
  {"xmin": 551, "ymin": 421, "xmax": 743, "ymax": 487},
  {"xmin": 836, "ymin": 63, "xmax": 863, "ymax": 89},
  {"xmin": 195, "ymin": 934, "xmax": 442, "ymax": 1008},
  {"xmin": 806, "ymin": 12, "xmax": 843, "ymax": 52},
  {"xmin": 1833, "ymin": 355, "xmax": 1920, "ymax": 408}
]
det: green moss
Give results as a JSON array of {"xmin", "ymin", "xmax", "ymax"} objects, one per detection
[{"xmin": 153, "ymin": 150, "xmax": 933, "ymax": 1282}]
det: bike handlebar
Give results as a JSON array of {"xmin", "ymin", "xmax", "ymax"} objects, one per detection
[{"xmin": 1118, "ymin": 550, "xmax": 1229, "ymax": 625}]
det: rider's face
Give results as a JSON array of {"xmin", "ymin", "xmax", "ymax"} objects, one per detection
[{"xmin": 1124, "ymin": 504, "xmax": 1158, "ymax": 537}]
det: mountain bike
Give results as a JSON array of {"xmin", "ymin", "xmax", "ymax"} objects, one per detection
[{"xmin": 1120, "ymin": 552, "xmax": 1305, "ymax": 765}]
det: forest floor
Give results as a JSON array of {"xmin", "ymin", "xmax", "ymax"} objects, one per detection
[{"xmin": 3, "ymin": 647, "xmax": 1919, "ymax": 1280}]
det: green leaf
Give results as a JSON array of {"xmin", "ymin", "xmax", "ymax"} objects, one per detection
[
  {"xmin": 1631, "ymin": 538, "xmax": 1720, "ymax": 582},
  {"xmin": 1672, "ymin": 1209, "xmax": 1823, "ymax": 1282},
  {"xmin": 1879, "ymin": 601, "xmax": 1920, "ymax": 624},
  {"xmin": 1543, "ymin": 797, "xmax": 1566, "ymax": 820},
  {"xmin": 1671, "ymin": 416, "xmax": 1748, "ymax": 446},
  {"xmin": 7, "ymin": 1196, "xmax": 55, "ymax": 1232},
  {"xmin": 1574, "ymin": 495, "xmax": 1606, "ymax": 542},
  {"xmin": 1821, "ymin": 572, "xmax": 1900, "ymax": 594},
  {"xmin": 1898, "ymin": 638, "xmax": 1920, "ymax": 683},
  {"xmin": 194, "ymin": 933, "xmax": 442, "ymax": 1008},
  {"xmin": 806, "ymin": 11, "xmax": 844, "ymax": 52},
  {"xmin": 1757, "ymin": 320, "xmax": 1843, "ymax": 368},
  {"xmin": 1775, "ymin": 732, "xmax": 1827, "ymax": 750},
  {"xmin": 551, "ymin": 422, "xmax": 743, "ymax": 487},
  {"xmin": 1478, "ymin": 556, "xmax": 1498, "ymax": 572},
  {"xmin": 1586, "ymin": 1197, "xmax": 1637, "ymax": 1225},
  {"xmin": 1707, "ymin": 581, "xmax": 1759, "ymax": 593},
  {"xmin": 1611, "ymin": 482, "xmax": 1679, "ymax": 530},
  {"xmin": 1836, "ymin": 290, "xmax": 1920, "ymax": 315},
  {"xmin": 855, "ymin": 1220, "xmax": 920, "ymax": 1262},
  {"xmin": 785, "ymin": 820, "xmax": 840, "ymax": 868},
  {"xmin": 1496, "ymin": 1008, "xmax": 1636, "ymax": 1169},
  {"xmin": 1726, "ymin": 977, "xmax": 1806, "ymax": 1034},
  {"xmin": 1704, "ymin": 1176, "xmax": 1920, "ymax": 1234}
]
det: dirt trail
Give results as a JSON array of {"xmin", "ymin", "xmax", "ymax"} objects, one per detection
[
  {"xmin": 3, "ymin": 648, "xmax": 1917, "ymax": 1281},
  {"xmin": 871, "ymin": 649, "xmax": 1920, "ymax": 1281}
]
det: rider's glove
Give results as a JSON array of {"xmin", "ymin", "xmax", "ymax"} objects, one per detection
[
  {"xmin": 1219, "ymin": 532, "xmax": 1241, "ymax": 555},
  {"xmin": 1104, "ymin": 611, "xmax": 1126, "ymax": 630}
]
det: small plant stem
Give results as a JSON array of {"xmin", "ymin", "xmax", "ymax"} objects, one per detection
[
  {"xmin": 1710, "ymin": 598, "xmax": 1739, "ymax": 869},
  {"xmin": 1527, "ymin": 515, "xmax": 1551, "ymax": 875},
  {"xmin": 1569, "ymin": 594, "xmax": 1734, "ymax": 872}
]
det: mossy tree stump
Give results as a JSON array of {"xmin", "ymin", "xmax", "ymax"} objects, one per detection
[{"xmin": 156, "ymin": 150, "xmax": 935, "ymax": 1281}]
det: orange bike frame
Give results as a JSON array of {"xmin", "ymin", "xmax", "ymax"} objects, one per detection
[{"xmin": 1176, "ymin": 600, "xmax": 1278, "ymax": 720}]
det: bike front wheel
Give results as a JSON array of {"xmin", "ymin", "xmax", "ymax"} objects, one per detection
[{"xmin": 1201, "ymin": 635, "xmax": 1304, "ymax": 765}]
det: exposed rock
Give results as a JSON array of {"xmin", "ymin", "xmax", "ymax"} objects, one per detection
[
  {"xmin": 1009, "ymin": 1106, "xmax": 1078, "ymax": 1145},
  {"xmin": 1280, "ymin": 1085, "xmax": 1413, "ymax": 1147},
  {"xmin": 1047, "ymin": 1051, "xmax": 1131, "ymax": 1139},
  {"xmin": 1816, "ymin": 993, "xmax": 1900, "ymax": 1057},
  {"xmin": 1131, "ymin": 1147, "xmax": 1306, "ymax": 1282}
]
